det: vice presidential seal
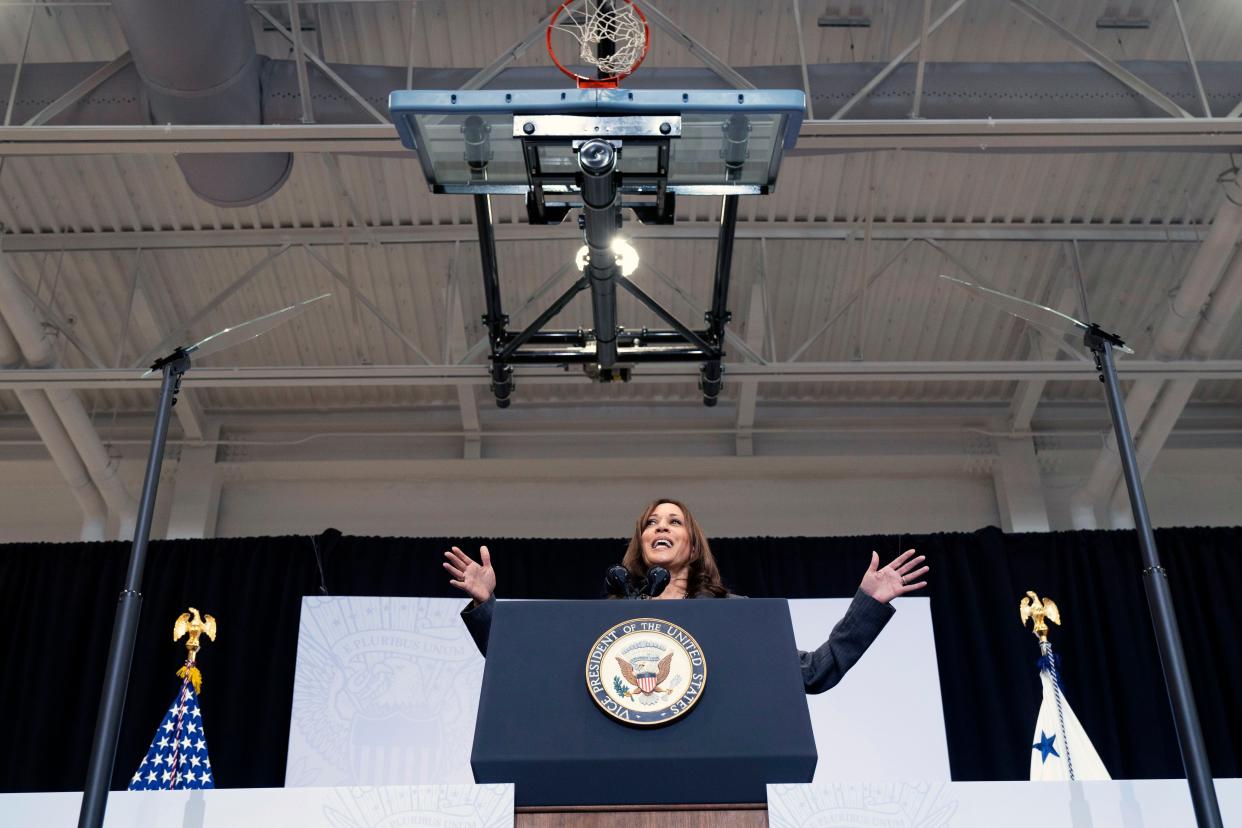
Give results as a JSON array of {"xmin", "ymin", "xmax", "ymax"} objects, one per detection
[{"xmin": 584, "ymin": 618, "xmax": 707, "ymax": 726}]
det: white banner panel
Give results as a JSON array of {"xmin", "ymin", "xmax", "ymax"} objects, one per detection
[
  {"xmin": 0, "ymin": 785, "xmax": 513, "ymax": 828},
  {"xmin": 789, "ymin": 597, "xmax": 950, "ymax": 782},
  {"xmin": 286, "ymin": 597, "xmax": 486, "ymax": 787},
  {"xmin": 286, "ymin": 596, "xmax": 949, "ymax": 786},
  {"xmin": 768, "ymin": 779, "xmax": 1242, "ymax": 827}
]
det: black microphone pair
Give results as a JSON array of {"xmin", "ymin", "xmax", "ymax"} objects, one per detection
[{"xmin": 604, "ymin": 564, "xmax": 671, "ymax": 599}]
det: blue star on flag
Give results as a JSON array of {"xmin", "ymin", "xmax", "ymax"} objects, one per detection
[
  {"xmin": 1032, "ymin": 730, "xmax": 1060, "ymax": 764},
  {"xmin": 128, "ymin": 682, "xmax": 214, "ymax": 790}
]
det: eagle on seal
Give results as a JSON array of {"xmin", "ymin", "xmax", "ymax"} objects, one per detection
[{"xmin": 615, "ymin": 653, "xmax": 674, "ymax": 697}]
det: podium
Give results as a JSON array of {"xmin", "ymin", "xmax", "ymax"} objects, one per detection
[{"xmin": 471, "ymin": 599, "xmax": 817, "ymax": 807}]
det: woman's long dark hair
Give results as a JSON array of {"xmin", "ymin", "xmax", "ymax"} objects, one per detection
[{"xmin": 620, "ymin": 498, "xmax": 728, "ymax": 598}]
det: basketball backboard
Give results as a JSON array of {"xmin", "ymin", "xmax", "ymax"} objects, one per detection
[{"xmin": 389, "ymin": 88, "xmax": 805, "ymax": 196}]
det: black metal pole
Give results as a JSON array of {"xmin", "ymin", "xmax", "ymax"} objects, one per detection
[
  {"xmin": 1089, "ymin": 330, "xmax": 1222, "ymax": 828},
  {"xmin": 78, "ymin": 351, "xmax": 189, "ymax": 828},
  {"xmin": 578, "ymin": 139, "xmax": 622, "ymax": 370}
]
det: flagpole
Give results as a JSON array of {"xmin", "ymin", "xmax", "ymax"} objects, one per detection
[
  {"xmin": 78, "ymin": 349, "xmax": 190, "ymax": 828},
  {"xmin": 1086, "ymin": 326, "xmax": 1223, "ymax": 828}
]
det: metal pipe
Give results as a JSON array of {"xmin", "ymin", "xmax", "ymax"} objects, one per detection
[
  {"xmin": 616, "ymin": 276, "xmax": 714, "ymax": 353},
  {"xmin": 1072, "ymin": 178, "xmax": 1242, "ymax": 526},
  {"xmin": 0, "ymin": 308, "xmax": 20, "ymax": 367},
  {"xmin": 506, "ymin": 347, "xmax": 712, "ymax": 363},
  {"xmin": 15, "ymin": 389, "xmax": 108, "ymax": 541},
  {"xmin": 2, "ymin": 306, "xmax": 108, "ymax": 540},
  {"xmin": 0, "ymin": 253, "xmax": 137, "ymax": 534},
  {"xmin": 472, "ymin": 194, "xmax": 506, "ymax": 351},
  {"xmin": 578, "ymin": 139, "xmax": 622, "ymax": 369},
  {"xmin": 1090, "ymin": 332, "xmax": 1223, "ymax": 828},
  {"xmin": 77, "ymin": 351, "xmax": 187, "ymax": 828},
  {"xmin": 709, "ymin": 194, "xmax": 741, "ymax": 346},
  {"xmin": 499, "ymin": 276, "xmax": 589, "ymax": 361},
  {"xmin": 1108, "ymin": 244, "xmax": 1242, "ymax": 517}
]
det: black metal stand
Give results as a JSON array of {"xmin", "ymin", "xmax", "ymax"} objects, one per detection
[
  {"xmin": 1084, "ymin": 324, "xmax": 1222, "ymax": 828},
  {"xmin": 476, "ymin": 119, "xmax": 740, "ymax": 407},
  {"xmin": 78, "ymin": 348, "xmax": 190, "ymax": 828}
]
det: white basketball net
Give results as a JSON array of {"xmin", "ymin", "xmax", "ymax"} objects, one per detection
[{"xmin": 551, "ymin": 0, "xmax": 646, "ymax": 77}]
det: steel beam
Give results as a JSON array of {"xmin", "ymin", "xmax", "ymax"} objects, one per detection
[
  {"xmin": 1170, "ymin": 0, "xmax": 1212, "ymax": 118},
  {"xmin": 460, "ymin": 8, "xmax": 557, "ymax": 91},
  {"xmin": 404, "ymin": 0, "xmax": 417, "ymax": 91},
  {"xmin": 3, "ymin": 5, "xmax": 35, "ymax": 127},
  {"xmin": 830, "ymin": 0, "xmax": 967, "ymax": 120},
  {"xmin": 301, "ymin": 244, "xmax": 434, "ymax": 364},
  {"xmin": 253, "ymin": 6, "xmax": 390, "ymax": 124},
  {"xmin": 796, "ymin": 117, "xmax": 1242, "ymax": 150},
  {"xmin": 641, "ymin": 0, "xmax": 756, "ymax": 89},
  {"xmin": 3, "ymin": 118, "xmax": 1242, "ymax": 157},
  {"xmin": 287, "ymin": 0, "xmax": 315, "ymax": 124},
  {"xmin": 0, "ymin": 220, "xmax": 1209, "ymax": 253},
  {"xmin": 444, "ymin": 273, "xmax": 481, "ymax": 458},
  {"xmin": 790, "ymin": 0, "xmax": 816, "ymax": 121},
  {"xmin": 910, "ymin": 0, "xmax": 935, "ymax": 119},
  {"xmin": 0, "ymin": 123, "xmax": 401, "ymax": 155},
  {"xmin": 1009, "ymin": 286, "xmax": 1079, "ymax": 429},
  {"xmin": 735, "ymin": 280, "xmax": 768, "ymax": 456},
  {"xmin": 23, "ymin": 52, "xmax": 133, "ymax": 128},
  {"xmin": 130, "ymin": 244, "xmax": 291, "ymax": 368},
  {"xmin": 787, "ymin": 239, "xmax": 913, "ymax": 363},
  {"xmin": 3, "ymin": 359, "xmax": 1241, "ymax": 391},
  {"xmin": 1008, "ymin": 0, "xmax": 1192, "ymax": 118},
  {"xmin": 639, "ymin": 259, "xmax": 767, "ymax": 366}
]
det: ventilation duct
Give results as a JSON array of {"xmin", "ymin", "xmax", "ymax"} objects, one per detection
[{"xmin": 109, "ymin": 0, "xmax": 293, "ymax": 207}]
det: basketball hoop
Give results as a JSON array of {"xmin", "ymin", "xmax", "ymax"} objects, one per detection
[{"xmin": 546, "ymin": 0, "xmax": 650, "ymax": 89}]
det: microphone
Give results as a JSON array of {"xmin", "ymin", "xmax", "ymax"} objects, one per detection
[
  {"xmin": 643, "ymin": 566, "xmax": 670, "ymax": 598},
  {"xmin": 604, "ymin": 565, "xmax": 634, "ymax": 598}
]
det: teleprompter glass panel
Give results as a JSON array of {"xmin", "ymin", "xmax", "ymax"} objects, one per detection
[{"xmin": 389, "ymin": 88, "xmax": 805, "ymax": 196}]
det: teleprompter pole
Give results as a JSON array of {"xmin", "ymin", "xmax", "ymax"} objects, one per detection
[
  {"xmin": 1086, "ymin": 325, "xmax": 1222, "ymax": 828},
  {"xmin": 78, "ymin": 349, "xmax": 190, "ymax": 828}
]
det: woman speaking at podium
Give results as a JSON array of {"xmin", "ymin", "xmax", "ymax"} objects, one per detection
[{"xmin": 444, "ymin": 498, "xmax": 928, "ymax": 694}]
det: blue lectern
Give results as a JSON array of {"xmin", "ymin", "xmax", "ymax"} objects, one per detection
[{"xmin": 470, "ymin": 598, "xmax": 817, "ymax": 806}]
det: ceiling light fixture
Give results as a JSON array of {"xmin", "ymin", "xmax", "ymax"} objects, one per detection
[{"xmin": 576, "ymin": 238, "xmax": 640, "ymax": 277}]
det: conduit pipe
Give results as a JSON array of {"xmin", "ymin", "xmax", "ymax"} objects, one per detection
[
  {"xmin": 13, "ymin": 388, "xmax": 108, "ymax": 541},
  {"xmin": 1106, "ymin": 243, "xmax": 1242, "ymax": 527},
  {"xmin": 109, "ymin": 0, "xmax": 292, "ymax": 207},
  {"xmin": 1070, "ymin": 179, "xmax": 1242, "ymax": 528},
  {"xmin": 1, "ymin": 313, "xmax": 108, "ymax": 540},
  {"xmin": 0, "ymin": 309, "xmax": 19, "ymax": 367},
  {"xmin": 0, "ymin": 253, "xmax": 137, "ymax": 536}
]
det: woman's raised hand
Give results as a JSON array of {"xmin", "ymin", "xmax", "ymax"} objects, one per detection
[
  {"xmin": 443, "ymin": 545, "xmax": 497, "ymax": 604},
  {"xmin": 859, "ymin": 548, "xmax": 928, "ymax": 605}
]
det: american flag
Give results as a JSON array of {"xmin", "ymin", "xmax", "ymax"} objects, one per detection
[{"xmin": 128, "ymin": 680, "xmax": 215, "ymax": 790}]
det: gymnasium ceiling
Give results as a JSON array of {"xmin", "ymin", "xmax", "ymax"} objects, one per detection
[{"xmin": 1, "ymin": 0, "xmax": 1241, "ymax": 466}]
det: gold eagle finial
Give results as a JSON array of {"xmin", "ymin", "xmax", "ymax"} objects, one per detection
[
  {"xmin": 1019, "ymin": 591, "xmax": 1060, "ymax": 643},
  {"xmin": 173, "ymin": 607, "xmax": 216, "ymax": 695}
]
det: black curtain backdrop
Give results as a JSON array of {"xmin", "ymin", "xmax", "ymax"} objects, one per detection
[{"xmin": 1, "ymin": 526, "xmax": 1239, "ymax": 793}]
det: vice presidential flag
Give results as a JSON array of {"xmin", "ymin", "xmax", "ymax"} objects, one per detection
[
  {"xmin": 1029, "ymin": 649, "xmax": 1110, "ymax": 781},
  {"xmin": 128, "ymin": 681, "xmax": 215, "ymax": 790}
]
